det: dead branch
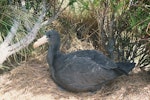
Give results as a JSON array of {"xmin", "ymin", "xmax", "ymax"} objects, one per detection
[
  {"xmin": 1, "ymin": 20, "xmax": 19, "ymax": 47},
  {"xmin": 9, "ymin": 2, "xmax": 47, "ymax": 55}
]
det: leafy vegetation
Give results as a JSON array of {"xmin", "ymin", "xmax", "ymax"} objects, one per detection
[
  {"xmin": 58, "ymin": 0, "xmax": 150, "ymax": 69},
  {"xmin": 0, "ymin": 0, "xmax": 150, "ymax": 72}
]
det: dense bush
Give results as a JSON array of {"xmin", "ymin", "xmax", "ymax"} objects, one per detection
[
  {"xmin": 0, "ymin": 0, "xmax": 149, "ymax": 71},
  {"xmin": 58, "ymin": 0, "xmax": 150, "ymax": 69}
]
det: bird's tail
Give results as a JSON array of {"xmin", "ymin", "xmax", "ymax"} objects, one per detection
[{"xmin": 114, "ymin": 62, "xmax": 136, "ymax": 75}]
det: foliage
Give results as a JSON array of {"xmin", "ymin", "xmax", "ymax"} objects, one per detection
[
  {"xmin": 60, "ymin": 0, "xmax": 150, "ymax": 69},
  {"xmin": 0, "ymin": 0, "xmax": 149, "ymax": 72},
  {"xmin": 0, "ymin": 2, "xmax": 36, "ymax": 66},
  {"xmin": 0, "ymin": 0, "xmax": 71, "ymax": 70}
]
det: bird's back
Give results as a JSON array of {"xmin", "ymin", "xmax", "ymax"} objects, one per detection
[{"xmin": 52, "ymin": 52, "xmax": 119, "ymax": 92}]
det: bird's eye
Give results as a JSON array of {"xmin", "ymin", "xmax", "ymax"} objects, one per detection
[
  {"xmin": 46, "ymin": 31, "xmax": 51, "ymax": 38},
  {"xmin": 47, "ymin": 34, "xmax": 51, "ymax": 38}
]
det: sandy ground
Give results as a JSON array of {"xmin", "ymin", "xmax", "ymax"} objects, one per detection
[{"xmin": 0, "ymin": 54, "xmax": 150, "ymax": 100}]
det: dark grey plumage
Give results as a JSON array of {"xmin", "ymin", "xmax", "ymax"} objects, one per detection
[{"xmin": 45, "ymin": 30, "xmax": 135, "ymax": 92}]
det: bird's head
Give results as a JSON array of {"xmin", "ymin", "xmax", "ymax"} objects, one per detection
[{"xmin": 33, "ymin": 30, "xmax": 60, "ymax": 50}]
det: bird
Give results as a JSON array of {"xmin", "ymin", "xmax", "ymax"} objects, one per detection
[{"xmin": 33, "ymin": 30, "xmax": 135, "ymax": 92}]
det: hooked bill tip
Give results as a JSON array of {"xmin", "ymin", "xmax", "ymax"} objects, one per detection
[{"xmin": 33, "ymin": 41, "xmax": 39, "ymax": 48}]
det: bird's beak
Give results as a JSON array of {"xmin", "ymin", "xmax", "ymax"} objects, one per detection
[{"xmin": 33, "ymin": 35, "xmax": 48, "ymax": 48}]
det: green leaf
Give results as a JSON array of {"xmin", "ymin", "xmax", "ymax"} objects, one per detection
[{"xmin": 69, "ymin": 0, "xmax": 77, "ymax": 5}]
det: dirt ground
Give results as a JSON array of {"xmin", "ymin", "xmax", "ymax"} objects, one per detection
[
  {"xmin": 0, "ymin": 54, "xmax": 150, "ymax": 100},
  {"xmin": 0, "ymin": 39, "xmax": 150, "ymax": 100}
]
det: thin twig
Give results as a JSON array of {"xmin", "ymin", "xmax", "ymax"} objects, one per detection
[{"xmin": 42, "ymin": 1, "xmax": 69, "ymax": 26}]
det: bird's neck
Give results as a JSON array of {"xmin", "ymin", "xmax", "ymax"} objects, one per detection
[{"xmin": 47, "ymin": 45, "xmax": 60, "ymax": 66}]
